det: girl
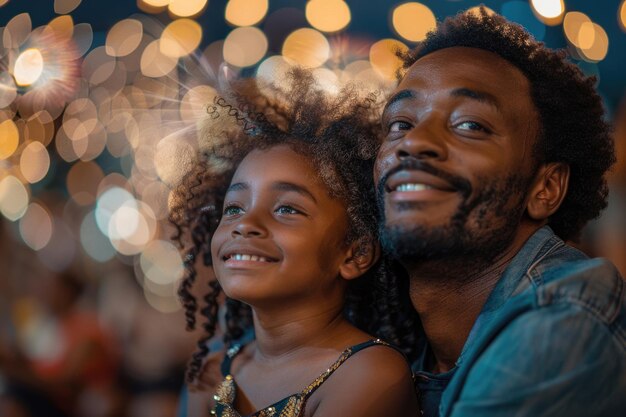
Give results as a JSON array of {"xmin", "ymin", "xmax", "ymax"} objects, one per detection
[{"xmin": 170, "ymin": 70, "xmax": 420, "ymax": 417}]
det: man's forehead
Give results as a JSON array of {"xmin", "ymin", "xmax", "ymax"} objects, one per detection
[{"xmin": 406, "ymin": 47, "xmax": 521, "ymax": 78}]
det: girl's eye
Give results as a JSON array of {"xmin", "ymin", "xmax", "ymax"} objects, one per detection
[
  {"xmin": 388, "ymin": 120, "xmax": 412, "ymax": 132},
  {"xmin": 454, "ymin": 120, "xmax": 490, "ymax": 133},
  {"xmin": 223, "ymin": 205, "xmax": 243, "ymax": 216},
  {"xmin": 275, "ymin": 205, "xmax": 301, "ymax": 215}
]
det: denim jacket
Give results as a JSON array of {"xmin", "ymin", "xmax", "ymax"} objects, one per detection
[{"xmin": 414, "ymin": 226, "xmax": 626, "ymax": 417}]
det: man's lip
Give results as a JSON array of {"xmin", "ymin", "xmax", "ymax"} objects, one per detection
[{"xmin": 385, "ymin": 170, "xmax": 457, "ymax": 193}]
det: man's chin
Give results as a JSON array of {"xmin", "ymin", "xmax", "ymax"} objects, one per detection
[{"xmin": 379, "ymin": 223, "xmax": 462, "ymax": 261}]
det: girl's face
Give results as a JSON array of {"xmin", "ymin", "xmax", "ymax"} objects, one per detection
[{"xmin": 210, "ymin": 144, "xmax": 354, "ymax": 308}]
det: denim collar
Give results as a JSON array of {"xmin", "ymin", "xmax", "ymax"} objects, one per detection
[{"xmin": 456, "ymin": 226, "xmax": 563, "ymax": 366}]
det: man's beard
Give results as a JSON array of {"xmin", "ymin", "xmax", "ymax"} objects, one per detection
[{"xmin": 377, "ymin": 160, "xmax": 531, "ymax": 265}]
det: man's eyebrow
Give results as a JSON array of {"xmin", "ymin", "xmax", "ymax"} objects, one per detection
[
  {"xmin": 383, "ymin": 89, "xmax": 418, "ymax": 114},
  {"xmin": 451, "ymin": 88, "xmax": 501, "ymax": 112},
  {"xmin": 272, "ymin": 181, "xmax": 317, "ymax": 203},
  {"xmin": 226, "ymin": 182, "xmax": 248, "ymax": 193}
]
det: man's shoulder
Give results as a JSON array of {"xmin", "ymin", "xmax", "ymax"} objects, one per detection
[{"xmin": 523, "ymin": 242, "xmax": 625, "ymax": 326}]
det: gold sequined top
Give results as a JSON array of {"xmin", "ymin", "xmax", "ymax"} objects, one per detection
[{"xmin": 211, "ymin": 339, "xmax": 392, "ymax": 417}]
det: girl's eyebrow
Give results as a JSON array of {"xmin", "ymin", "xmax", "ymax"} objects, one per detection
[
  {"xmin": 272, "ymin": 181, "xmax": 317, "ymax": 204},
  {"xmin": 226, "ymin": 182, "xmax": 248, "ymax": 192},
  {"xmin": 226, "ymin": 181, "xmax": 317, "ymax": 204}
]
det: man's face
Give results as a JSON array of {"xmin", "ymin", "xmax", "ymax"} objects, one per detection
[{"xmin": 374, "ymin": 47, "xmax": 540, "ymax": 263}]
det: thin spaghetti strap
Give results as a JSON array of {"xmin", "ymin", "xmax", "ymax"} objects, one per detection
[
  {"xmin": 301, "ymin": 339, "xmax": 396, "ymax": 399},
  {"xmin": 220, "ymin": 343, "xmax": 245, "ymax": 377}
]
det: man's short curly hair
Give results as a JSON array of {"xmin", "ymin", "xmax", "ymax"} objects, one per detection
[
  {"xmin": 170, "ymin": 69, "xmax": 420, "ymax": 383},
  {"xmin": 399, "ymin": 8, "xmax": 615, "ymax": 241}
]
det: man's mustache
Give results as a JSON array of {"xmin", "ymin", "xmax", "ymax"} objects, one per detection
[{"xmin": 376, "ymin": 158, "xmax": 472, "ymax": 199}]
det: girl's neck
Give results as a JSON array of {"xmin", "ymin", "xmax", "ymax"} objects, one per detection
[{"xmin": 250, "ymin": 302, "xmax": 365, "ymax": 361}]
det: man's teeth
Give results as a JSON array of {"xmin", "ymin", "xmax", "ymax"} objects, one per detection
[
  {"xmin": 230, "ymin": 254, "xmax": 270, "ymax": 262},
  {"xmin": 395, "ymin": 183, "xmax": 433, "ymax": 192}
]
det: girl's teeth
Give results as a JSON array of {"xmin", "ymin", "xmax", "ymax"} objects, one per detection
[{"xmin": 231, "ymin": 254, "xmax": 268, "ymax": 262}]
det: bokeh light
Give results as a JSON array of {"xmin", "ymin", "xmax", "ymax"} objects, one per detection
[
  {"xmin": 282, "ymin": 28, "xmax": 330, "ymax": 68},
  {"xmin": 160, "ymin": 18, "xmax": 203, "ymax": 58},
  {"xmin": 578, "ymin": 23, "xmax": 609, "ymax": 62},
  {"xmin": 141, "ymin": 39, "xmax": 178, "ymax": 77},
  {"xmin": 106, "ymin": 19, "xmax": 143, "ymax": 57},
  {"xmin": 223, "ymin": 26, "xmax": 268, "ymax": 67},
  {"xmin": 621, "ymin": 0, "xmax": 626, "ymax": 32},
  {"xmin": 0, "ymin": 72, "xmax": 18, "ymax": 108},
  {"xmin": 306, "ymin": 0, "xmax": 351, "ymax": 33},
  {"xmin": 0, "ymin": 175, "xmax": 29, "ymax": 221},
  {"xmin": 140, "ymin": 240, "xmax": 184, "ymax": 285},
  {"xmin": 369, "ymin": 39, "xmax": 408, "ymax": 80},
  {"xmin": 168, "ymin": 0, "xmax": 207, "ymax": 18},
  {"xmin": 19, "ymin": 202, "xmax": 52, "ymax": 251},
  {"xmin": 392, "ymin": 2, "xmax": 436, "ymax": 42},
  {"xmin": 80, "ymin": 210, "xmax": 116, "ymax": 262},
  {"xmin": 4, "ymin": 13, "xmax": 31, "ymax": 49},
  {"xmin": 67, "ymin": 161, "xmax": 104, "ymax": 206},
  {"xmin": 19, "ymin": 141, "xmax": 50, "ymax": 183},
  {"xmin": 46, "ymin": 15, "xmax": 74, "ymax": 40},
  {"xmin": 530, "ymin": 0, "xmax": 565, "ymax": 25},
  {"xmin": 225, "ymin": 0, "xmax": 269, "ymax": 27},
  {"xmin": 54, "ymin": 0, "xmax": 82, "ymax": 15},
  {"xmin": 13, "ymin": 48, "xmax": 44, "ymax": 86},
  {"xmin": 0, "ymin": 119, "xmax": 19, "ymax": 159},
  {"xmin": 563, "ymin": 11, "xmax": 592, "ymax": 46}
]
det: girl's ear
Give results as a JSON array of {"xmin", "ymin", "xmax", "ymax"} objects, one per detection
[{"xmin": 339, "ymin": 239, "xmax": 381, "ymax": 280}]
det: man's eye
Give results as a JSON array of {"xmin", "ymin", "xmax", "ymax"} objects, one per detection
[
  {"xmin": 388, "ymin": 120, "xmax": 412, "ymax": 132},
  {"xmin": 223, "ymin": 205, "xmax": 243, "ymax": 216},
  {"xmin": 275, "ymin": 205, "xmax": 301, "ymax": 215},
  {"xmin": 455, "ymin": 121, "xmax": 490, "ymax": 133}
]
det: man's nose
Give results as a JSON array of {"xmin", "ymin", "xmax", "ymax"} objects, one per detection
[{"xmin": 395, "ymin": 121, "xmax": 447, "ymax": 161}]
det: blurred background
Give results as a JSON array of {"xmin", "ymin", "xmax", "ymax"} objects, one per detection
[{"xmin": 0, "ymin": 1, "xmax": 624, "ymax": 416}]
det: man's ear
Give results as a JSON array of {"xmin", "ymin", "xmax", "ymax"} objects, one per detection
[
  {"xmin": 339, "ymin": 239, "xmax": 381, "ymax": 281},
  {"xmin": 526, "ymin": 162, "xmax": 570, "ymax": 221}
]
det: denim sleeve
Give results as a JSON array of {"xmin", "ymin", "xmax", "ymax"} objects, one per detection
[{"xmin": 449, "ymin": 303, "xmax": 626, "ymax": 417}]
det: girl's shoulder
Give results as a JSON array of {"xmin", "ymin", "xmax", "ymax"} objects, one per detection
[{"xmin": 306, "ymin": 340, "xmax": 418, "ymax": 417}]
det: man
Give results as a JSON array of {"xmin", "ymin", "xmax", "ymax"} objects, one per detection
[{"xmin": 375, "ymin": 8, "xmax": 625, "ymax": 417}]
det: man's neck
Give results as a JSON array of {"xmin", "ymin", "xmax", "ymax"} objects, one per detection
[{"xmin": 406, "ymin": 225, "xmax": 539, "ymax": 373}]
